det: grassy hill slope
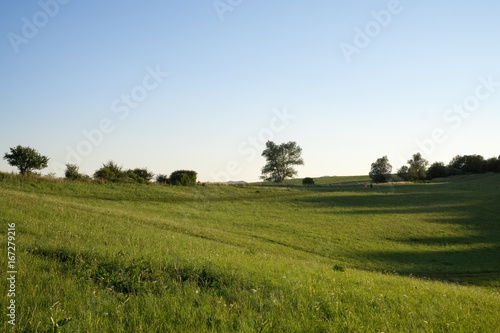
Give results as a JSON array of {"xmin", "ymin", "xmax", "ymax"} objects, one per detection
[{"xmin": 1, "ymin": 173, "xmax": 499, "ymax": 332}]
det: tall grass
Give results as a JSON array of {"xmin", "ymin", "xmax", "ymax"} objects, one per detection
[{"xmin": 1, "ymin": 172, "xmax": 499, "ymax": 332}]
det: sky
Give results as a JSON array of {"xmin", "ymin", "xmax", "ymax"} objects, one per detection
[{"xmin": 1, "ymin": 0, "xmax": 499, "ymax": 182}]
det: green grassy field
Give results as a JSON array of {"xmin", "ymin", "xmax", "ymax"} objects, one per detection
[{"xmin": 1, "ymin": 172, "xmax": 499, "ymax": 332}]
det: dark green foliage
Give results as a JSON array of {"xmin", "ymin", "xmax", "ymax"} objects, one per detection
[
  {"xmin": 486, "ymin": 157, "xmax": 500, "ymax": 173},
  {"xmin": 463, "ymin": 155, "xmax": 486, "ymax": 173},
  {"xmin": 397, "ymin": 165, "xmax": 410, "ymax": 181},
  {"xmin": 449, "ymin": 155, "xmax": 467, "ymax": 171},
  {"xmin": 425, "ymin": 155, "xmax": 499, "ymax": 179},
  {"xmin": 169, "ymin": 170, "xmax": 197, "ymax": 186},
  {"xmin": 397, "ymin": 154, "xmax": 428, "ymax": 181},
  {"xmin": 123, "ymin": 169, "xmax": 153, "ymax": 184},
  {"xmin": 64, "ymin": 164, "xmax": 88, "ymax": 181},
  {"xmin": 93, "ymin": 161, "xmax": 124, "ymax": 182},
  {"xmin": 132, "ymin": 168, "xmax": 154, "ymax": 183},
  {"xmin": 427, "ymin": 162, "xmax": 450, "ymax": 179},
  {"xmin": 261, "ymin": 141, "xmax": 304, "ymax": 183},
  {"xmin": 407, "ymin": 153, "xmax": 428, "ymax": 180},
  {"xmin": 3, "ymin": 145, "xmax": 49, "ymax": 175},
  {"xmin": 156, "ymin": 174, "xmax": 170, "ymax": 184},
  {"xmin": 93, "ymin": 162, "xmax": 152, "ymax": 183},
  {"xmin": 369, "ymin": 156, "xmax": 392, "ymax": 183},
  {"xmin": 302, "ymin": 177, "xmax": 315, "ymax": 185},
  {"xmin": 447, "ymin": 167, "xmax": 464, "ymax": 176},
  {"xmin": 65, "ymin": 164, "xmax": 80, "ymax": 180},
  {"xmin": 449, "ymin": 155, "xmax": 487, "ymax": 174}
]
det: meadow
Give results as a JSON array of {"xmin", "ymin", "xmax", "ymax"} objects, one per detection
[{"xmin": 1, "ymin": 172, "xmax": 499, "ymax": 332}]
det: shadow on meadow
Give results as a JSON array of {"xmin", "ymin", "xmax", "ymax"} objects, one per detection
[{"xmin": 295, "ymin": 181, "xmax": 500, "ymax": 287}]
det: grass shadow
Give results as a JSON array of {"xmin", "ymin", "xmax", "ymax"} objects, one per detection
[{"xmin": 293, "ymin": 176, "xmax": 500, "ymax": 287}]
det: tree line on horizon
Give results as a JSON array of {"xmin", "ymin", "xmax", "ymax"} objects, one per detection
[
  {"xmin": 69, "ymin": 162, "xmax": 198, "ymax": 186},
  {"xmin": 2, "ymin": 145, "xmax": 197, "ymax": 186},
  {"xmin": 1, "ymin": 142, "xmax": 304, "ymax": 185},
  {"xmin": 3, "ymin": 144, "xmax": 500, "ymax": 185},
  {"xmin": 369, "ymin": 153, "xmax": 500, "ymax": 183}
]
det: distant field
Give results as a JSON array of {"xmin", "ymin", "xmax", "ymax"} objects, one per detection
[
  {"xmin": 262, "ymin": 175, "xmax": 372, "ymax": 186},
  {"xmin": 1, "ymin": 172, "xmax": 499, "ymax": 332}
]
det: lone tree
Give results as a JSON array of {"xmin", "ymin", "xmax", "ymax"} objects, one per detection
[
  {"xmin": 407, "ymin": 152, "xmax": 429, "ymax": 180},
  {"xmin": 261, "ymin": 141, "xmax": 304, "ymax": 183},
  {"xmin": 3, "ymin": 145, "xmax": 49, "ymax": 175},
  {"xmin": 369, "ymin": 155, "xmax": 392, "ymax": 183}
]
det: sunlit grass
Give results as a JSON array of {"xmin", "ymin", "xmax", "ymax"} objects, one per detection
[{"xmin": 1, "ymin": 172, "xmax": 499, "ymax": 332}]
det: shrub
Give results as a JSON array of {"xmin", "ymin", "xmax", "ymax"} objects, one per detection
[
  {"xmin": 65, "ymin": 164, "xmax": 85, "ymax": 180},
  {"xmin": 169, "ymin": 170, "xmax": 197, "ymax": 186},
  {"xmin": 123, "ymin": 169, "xmax": 142, "ymax": 183},
  {"xmin": 302, "ymin": 177, "xmax": 315, "ymax": 185},
  {"xmin": 156, "ymin": 174, "xmax": 170, "ymax": 185},
  {"xmin": 93, "ymin": 161, "xmax": 125, "ymax": 182},
  {"xmin": 132, "ymin": 168, "xmax": 154, "ymax": 183}
]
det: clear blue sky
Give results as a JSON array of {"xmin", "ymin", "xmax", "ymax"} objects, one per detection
[{"xmin": 1, "ymin": 0, "xmax": 499, "ymax": 182}]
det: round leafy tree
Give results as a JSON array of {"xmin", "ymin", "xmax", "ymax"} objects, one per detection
[
  {"xmin": 261, "ymin": 141, "xmax": 304, "ymax": 183},
  {"xmin": 369, "ymin": 155, "xmax": 392, "ymax": 183},
  {"xmin": 3, "ymin": 145, "xmax": 49, "ymax": 175}
]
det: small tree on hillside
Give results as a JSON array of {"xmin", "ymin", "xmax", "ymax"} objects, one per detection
[
  {"xmin": 93, "ymin": 161, "xmax": 124, "ymax": 182},
  {"xmin": 261, "ymin": 141, "xmax": 304, "ymax": 183},
  {"xmin": 65, "ymin": 164, "xmax": 86, "ymax": 180},
  {"xmin": 369, "ymin": 156, "xmax": 392, "ymax": 183},
  {"xmin": 3, "ymin": 145, "xmax": 49, "ymax": 175}
]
